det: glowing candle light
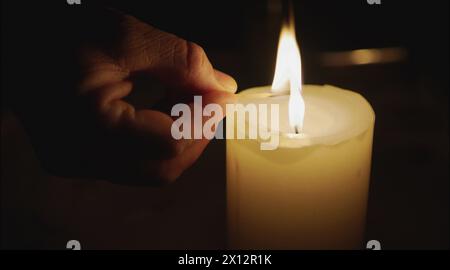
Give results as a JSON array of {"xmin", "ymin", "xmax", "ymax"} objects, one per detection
[
  {"xmin": 271, "ymin": 21, "xmax": 305, "ymax": 133},
  {"xmin": 226, "ymin": 16, "xmax": 375, "ymax": 250}
]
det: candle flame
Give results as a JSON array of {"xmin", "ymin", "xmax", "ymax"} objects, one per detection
[{"xmin": 271, "ymin": 22, "xmax": 305, "ymax": 132}]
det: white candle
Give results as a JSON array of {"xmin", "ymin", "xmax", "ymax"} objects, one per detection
[
  {"xmin": 226, "ymin": 84, "xmax": 375, "ymax": 249},
  {"xmin": 226, "ymin": 11, "xmax": 375, "ymax": 249}
]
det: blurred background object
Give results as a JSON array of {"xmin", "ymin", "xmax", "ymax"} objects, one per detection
[{"xmin": 1, "ymin": 0, "xmax": 448, "ymax": 249}]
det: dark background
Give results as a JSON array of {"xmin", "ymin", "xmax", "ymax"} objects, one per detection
[{"xmin": 1, "ymin": 0, "xmax": 448, "ymax": 249}]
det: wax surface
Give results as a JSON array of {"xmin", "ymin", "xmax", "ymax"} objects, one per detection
[
  {"xmin": 226, "ymin": 84, "xmax": 375, "ymax": 249},
  {"xmin": 235, "ymin": 84, "xmax": 374, "ymax": 148}
]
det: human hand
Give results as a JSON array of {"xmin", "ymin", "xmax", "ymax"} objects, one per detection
[{"xmin": 20, "ymin": 10, "xmax": 237, "ymax": 185}]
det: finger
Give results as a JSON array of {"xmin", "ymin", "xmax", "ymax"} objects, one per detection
[
  {"xmin": 157, "ymin": 91, "xmax": 235, "ymax": 182},
  {"xmin": 214, "ymin": 69, "xmax": 238, "ymax": 92},
  {"xmin": 87, "ymin": 79, "xmax": 234, "ymax": 161},
  {"xmin": 117, "ymin": 15, "xmax": 237, "ymax": 94},
  {"xmin": 83, "ymin": 80, "xmax": 178, "ymax": 158},
  {"xmin": 132, "ymin": 91, "xmax": 233, "ymax": 159},
  {"xmin": 169, "ymin": 90, "xmax": 234, "ymax": 152},
  {"xmin": 132, "ymin": 91, "xmax": 234, "ymax": 183}
]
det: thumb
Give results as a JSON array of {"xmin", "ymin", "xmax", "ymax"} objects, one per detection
[{"xmin": 118, "ymin": 15, "xmax": 237, "ymax": 94}]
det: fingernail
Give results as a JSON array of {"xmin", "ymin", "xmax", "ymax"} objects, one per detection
[{"xmin": 214, "ymin": 70, "xmax": 238, "ymax": 93}]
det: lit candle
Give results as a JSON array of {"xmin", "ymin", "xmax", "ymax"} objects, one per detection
[{"xmin": 226, "ymin": 20, "xmax": 375, "ymax": 249}]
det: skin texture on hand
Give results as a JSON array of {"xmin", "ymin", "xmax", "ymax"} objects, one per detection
[{"xmin": 11, "ymin": 8, "xmax": 237, "ymax": 186}]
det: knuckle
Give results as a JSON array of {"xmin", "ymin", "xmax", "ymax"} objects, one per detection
[{"xmin": 183, "ymin": 41, "xmax": 207, "ymax": 78}]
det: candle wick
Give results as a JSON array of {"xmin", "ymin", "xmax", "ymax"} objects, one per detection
[{"xmin": 295, "ymin": 125, "xmax": 299, "ymax": 134}]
